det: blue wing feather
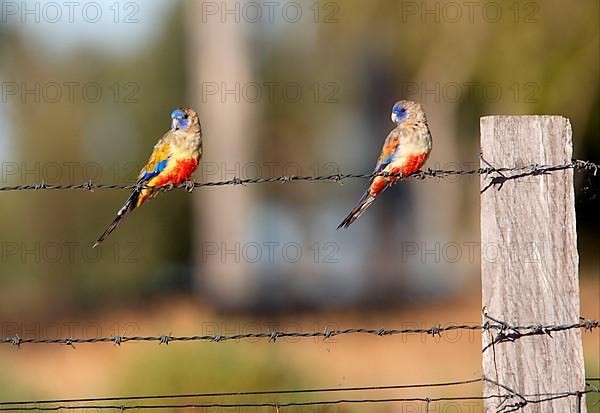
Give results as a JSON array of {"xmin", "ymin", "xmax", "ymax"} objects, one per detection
[
  {"xmin": 374, "ymin": 131, "xmax": 401, "ymax": 174},
  {"xmin": 374, "ymin": 152, "xmax": 396, "ymax": 174},
  {"xmin": 140, "ymin": 158, "xmax": 169, "ymax": 181},
  {"xmin": 374, "ymin": 156, "xmax": 391, "ymax": 173}
]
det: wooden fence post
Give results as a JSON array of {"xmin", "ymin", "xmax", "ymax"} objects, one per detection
[{"xmin": 480, "ymin": 116, "xmax": 586, "ymax": 412}]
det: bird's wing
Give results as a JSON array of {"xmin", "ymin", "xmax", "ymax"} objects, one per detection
[
  {"xmin": 373, "ymin": 130, "xmax": 400, "ymax": 174},
  {"xmin": 138, "ymin": 139, "xmax": 172, "ymax": 182}
]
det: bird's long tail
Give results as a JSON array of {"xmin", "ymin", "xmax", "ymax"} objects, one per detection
[
  {"xmin": 93, "ymin": 190, "xmax": 140, "ymax": 248},
  {"xmin": 337, "ymin": 190, "xmax": 376, "ymax": 229}
]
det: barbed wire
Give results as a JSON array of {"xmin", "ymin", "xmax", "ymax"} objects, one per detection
[
  {"xmin": 0, "ymin": 159, "xmax": 596, "ymax": 193},
  {"xmin": 0, "ymin": 377, "xmax": 597, "ymax": 412},
  {"xmin": 2, "ymin": 313, "xmax": 598, "ymax": 411},
  {"xmin": 2, "ymin": 315, "xmax": 597, "ymax": 349},
  {"xmin": 1, "ymin": 161, "xmax": 597, "ymax": 411},
  {"xmin": 0, "ymin": 377, "xmax": 484, "ymax": 406}
]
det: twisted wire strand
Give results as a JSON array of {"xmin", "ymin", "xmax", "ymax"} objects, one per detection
[
  {"xmin": 0, "ymin": 160, "xmax": 596, "ymax": 192},
  {"xmin": 2, "ymin": 319, "xmax": 597, "ymax": 348},
  {"xmin": 0, "ymin": 381, "xmax": 597, "ymax": 412}
]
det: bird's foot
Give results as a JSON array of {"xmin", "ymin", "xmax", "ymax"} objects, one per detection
[{"xmin": 184, "ymin": 180, "xmax": 195, "ymax": 192}]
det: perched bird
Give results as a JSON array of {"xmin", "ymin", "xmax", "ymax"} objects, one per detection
[
  {"xmin": 93, "ymin": 108, "xmax": 203, "ymax": 247},
  {"xmin": 338, "ymin": 100, "xmax": 432, "ymax": 229}
]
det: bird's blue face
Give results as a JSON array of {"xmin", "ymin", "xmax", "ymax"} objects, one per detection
[
  {"xmin": 391, "ymin": 103, "xmax": 409, "ymax": 124},
  {"xmin": 171, "ymin": 109, "xmax": 190, "ymax": 131}
]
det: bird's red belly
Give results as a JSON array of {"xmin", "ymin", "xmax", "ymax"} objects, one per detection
[
  {"xmin": 369, "ymin": 152, "xmax": 428, "ymax": 196},
  {"xmin": 397, "ymin": 152, "xmax": 428, "ymax": 176},
  {"xmin": 153, "ymin": 158, "xmax": 199, "ymax": 186},
  {"xmin": 137, "ymin": 158, "xmax": 199, "ymax": 207}
]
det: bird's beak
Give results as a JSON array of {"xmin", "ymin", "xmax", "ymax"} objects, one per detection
[
  {"xmin": 391, "ymin": 112, "xmax": 398, "ymax": 124},
  {"xmin": 171, "ymin": 118, "xmax": 179, "ymax": 130}
]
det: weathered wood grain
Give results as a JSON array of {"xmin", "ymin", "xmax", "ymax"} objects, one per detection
[{"xmin": 480, "ymin": 116, "xmax": 585, "ymax": 412}]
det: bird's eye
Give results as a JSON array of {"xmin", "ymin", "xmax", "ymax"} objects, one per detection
[
  {"xmin": 183, "ymin": 114, "xmax": 189, "ymax": 119},
  {"xmin": 400, "ymin": 108, "xmax": 407, "ymax": 113}
]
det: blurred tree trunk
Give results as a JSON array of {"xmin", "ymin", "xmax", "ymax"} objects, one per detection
[
  {"xmin": 186, "ymin": 1, "xmax": 257, "ymax": 309},
  {"xmin": 410, "ymin": 22, "xmax": 492, "ymax": 282}
]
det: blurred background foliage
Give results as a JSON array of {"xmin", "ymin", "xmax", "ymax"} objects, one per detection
[
  {"xmin": 0, "ymin": 0, "xmax": 597, "ymax": 315},
  {"xmin": 0, "ymin": 0, "xmax": 598, "ymax": 410}
]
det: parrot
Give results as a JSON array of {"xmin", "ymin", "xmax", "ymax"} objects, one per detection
[
  {"xmin": 338, "ymin": 100, "xmax": 432, "ymax": 228},
  {"xmin": 93, "ymin": 107, "xmax": 203, "ymax": 247}
]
